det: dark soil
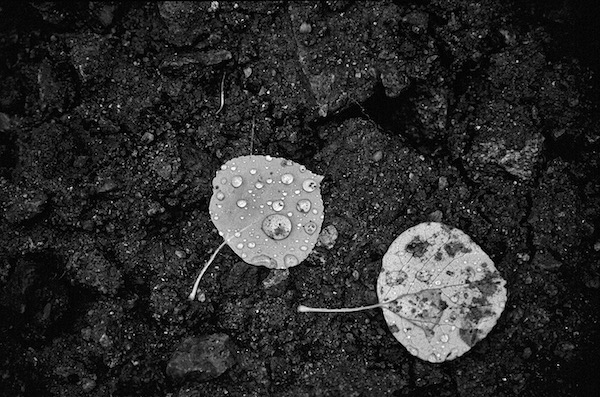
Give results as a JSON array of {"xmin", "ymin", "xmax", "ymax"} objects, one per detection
[{"xmin": 1, "ymin": 1, "xmax": 599, "ymax": 396}]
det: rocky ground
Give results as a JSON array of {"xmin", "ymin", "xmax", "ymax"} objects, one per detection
[{"xmin": 0, "ymin": 1, "xmax": 599, "ymax": 396}]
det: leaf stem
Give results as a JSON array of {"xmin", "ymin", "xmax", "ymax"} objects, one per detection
[{"xmin": 188, "ymin": 240, "xmax": 227, "ymax": 301}]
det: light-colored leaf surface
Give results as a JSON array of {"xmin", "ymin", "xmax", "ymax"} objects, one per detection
[
  {"xmin": 377, "ymin": 222, "xmax": 507, "ymax": 362},
  {"xmin": 209, "ymin": 155, "xmax": 325, "ymax": 269}
]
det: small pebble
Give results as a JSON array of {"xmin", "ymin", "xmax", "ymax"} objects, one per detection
[
  {"xmin": 438, "ymin": 176, "xmax": 448, "ymax": 190},
  {"xmin": 299, "ymin": 22, "xmax": 312, "ymax": 33}
]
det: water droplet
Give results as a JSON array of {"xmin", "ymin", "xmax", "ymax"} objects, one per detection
[
  {"xmin": 284, "ymin": 254, "xmax": 299, "ymax": 267},
  {"xmin": 296, "ymin": 198, "xmax": 311, "ymax": 213},
  {"xmin": 213, "ymin": 215, "xmax": 219, "ymax": 220},
  {"xmin": 300, "ymin": 245, "xmax": 308, "ymax": 251},
  {"xmin": 287, "ymin": 212, "xmax": 293, "ymax": 217},
  {"xmin": 434, "ymin": 280, "xmax": 441, "ymax": 285},
  {"xmin": 255, "ymin": 182, "xmax": 264, "ymax": 189},
  {"xmin": 312, "ymin": 209, "xmax": 318, "ymax": 214},
  {"xmin": 440, "ymin": 334, "xmax": 449, "ymax": 343},
  {"xmin": 231, "ymin": 166, "xmax": 237, "ymax": 171},
  {"xmin": 408, "ymin": 347, "xmax": 418, "ymax": 356},
  {"xmin": 232, "ymin": 175, "xmax": 243, "ymax": 188},
  {"xmin": 216, "ymin": 191, "xmax": 225, "ymax": 201},
  {"xmin": 237, "ymin": 243, "xmax": 244, "ymax": 249},
  {"xmin": 248, "ymin": 242, "xmax": 256, "ymax": 248},
  {"xmin": 234, "ymin": 232, "xmax": 241, "ymax": 237},
  {"xmin": 294, "ymin": 190, "xmax": 301, "ymax": 195},
  {"xmin": 304, "ymin": 221, "xmax": 317, "ymax": 235},
  {"xmin": 237, "ymin": 199, "xmax": 247, "ymax": 208},
  {"xmin": 281, "ymin": 173, "xmax": 294, "ymax": 184},
  {"xmin": 266, "ymin": 178, "xmax": 273, "ymax": 184},
  {"xmin": 251, "ymin": 254, "xmax": 276, "ymax": 267},
  {"xmin": 220, "ymin": 164, "xmax": 227, "ymax": 170},
  {"xmin": 250, "ymin": 168, "xmax": 257, "ymax": 175},
  {"xmin": 265, "ymin": 155, "xmax": 273, "ymax": 161},
  {"xmin": 262, "ymin": 214, "xmax": 292, "ymax": 240},
  {"xmin": 299, "ymin": 165, "xmax": 306, "ymax": 172},
  {"xmin": 221, "ymin": 178, "xmax": 227, "ymax": 184},
  {"xmin": 302, "ymin": 179, "xmax": 317, "ymax": 192},
  {"xmin": 450, "ymin": 296, "xmax": 458, "ymax": 303},
  {"xmin": 272, "ymin": 200, "xmax": 285, "ymax": 211}
]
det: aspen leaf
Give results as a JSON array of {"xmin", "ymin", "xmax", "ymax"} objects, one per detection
[
  {"xmin": 299, "ymin": 222, "xmax": 508, "ymax": 363},
  {"xmin": 190, "ymin": 155, "xmax": 325, "ymax": 300}
]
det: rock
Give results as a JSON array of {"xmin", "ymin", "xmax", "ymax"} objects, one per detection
[
  {"xmin": 317, "ymin": 225, "xmax": 338, "ymax": 250},
  {"xmin": 67, "ymin": 244, "xmax": 123, "ymax": 295},
  {"xmin": 158, "ymin": 2, "xmax": 215, "ymax": 47},
  {"xmin": 3, "ymin": 186, "xmax": 48, "ymax": 224},
  {"xmin": 166, "ymin": 334, "xmax": 237, "ymax": 383}
]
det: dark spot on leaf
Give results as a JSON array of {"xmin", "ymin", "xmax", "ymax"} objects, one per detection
[
  {"xmin": 388, "ymin": 324, "xmax": 400, "ymax": 333},
  {"xmin": 405, "ymin": 236, "xmax": 429, "ymax": 257},
  {"xmin": 444, "ymin": 240, "xmax": 472, "ymax": 257},
  {"xmin": 459, "ymin": 327, "xmax": 480, "ymax": 347},
  {"xmin": 468, "ymin": 271, "xmax": 501, "ymax": 297}
]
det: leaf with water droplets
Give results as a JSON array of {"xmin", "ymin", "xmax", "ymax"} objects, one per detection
[
  {"xmin": 377, "ymin": 222, "xmax": 507, "ymax": 362},
  {"xmin": 209, "ymin": 155, "xmax": 325, "ymax": 269}
]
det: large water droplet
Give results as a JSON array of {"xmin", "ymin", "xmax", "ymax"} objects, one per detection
[
  {"xmin": 302, "ymin": 179, "xmax": 317, "ymax": 192},
  {"xmin": 304, "ymin": 221, "xmax": 317, "ymax": 235},
  {"xmin": 281, "ymin": 173, "xmax": 294, "ymax": 185},
  {"xmin": 255, "ymin": 181, "xmax": 264, "ymax": 189},
  {"xmin": 237, "ymin": 199, "xmax": 247, "ymax": 208},
  {"xmin": 296, "ymin": 198, "xmax": 311, "ymax": 213},
  {"xmin": 284, "ymin": 254, "xmax": 299, "ymax": 267},
  {"xmin": 232, "ymin": 175, "xmax": 243, "ymax": 188},
  {"xmin": 262, "ymin": 214, "xmax": 292, "ymax": 240},
  {"xmin": 216, "ymin": 191, "xmax": 225, "ymax": 201},
  {"xmin": 272, "ymin": 200, "xmax": 285, "ymax": 211},
  {"xmin": 251, "ymin": 254, "xmax": 276, "ymax": 267},
  {"xmin": 248, "ymin": 242, "xmax": 256, "ymax": 248}
]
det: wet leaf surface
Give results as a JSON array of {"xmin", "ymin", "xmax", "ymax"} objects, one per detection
[{"xmin": 209, "ymin": 155, "xmax": 325, "ymax": 269}]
